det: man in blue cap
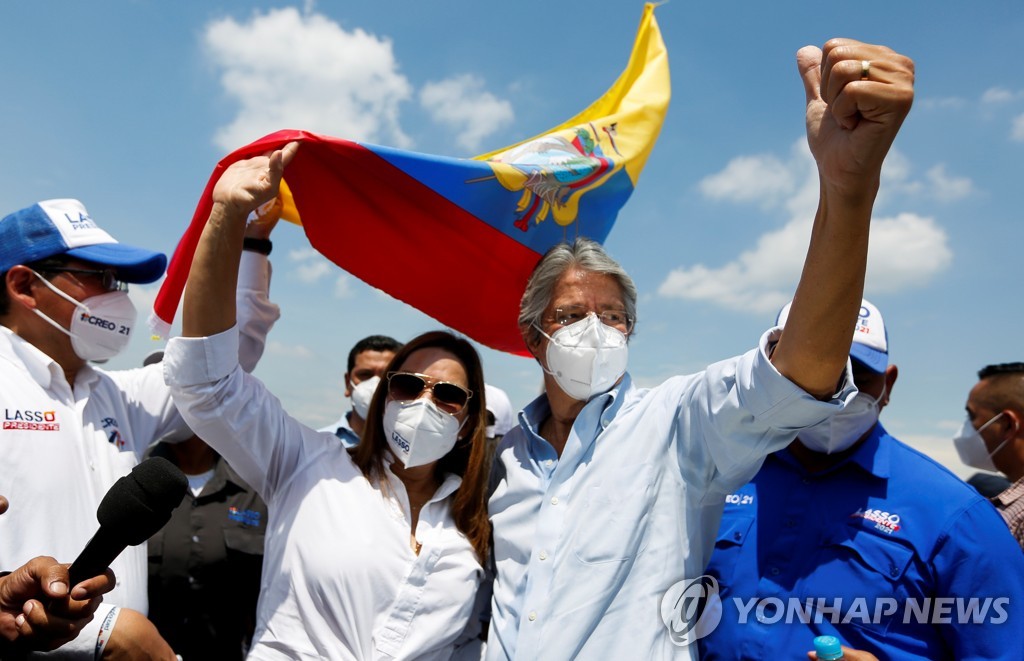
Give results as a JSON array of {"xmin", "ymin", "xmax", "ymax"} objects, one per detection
[
  {"xmin": 0, "ymin": 199, "xmax": 280, "ymax": 658},
  {"xmin": 700, "ymin": 300, "xmax": 1024, "ymax": 660}
]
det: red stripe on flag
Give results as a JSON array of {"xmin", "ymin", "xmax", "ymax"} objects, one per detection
[{"xmin": 154, "ymin": 130, "xmax": 541, "ymax": 356}]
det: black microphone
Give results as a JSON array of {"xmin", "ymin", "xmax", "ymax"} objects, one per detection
[{"xmin": 68, "ymin": 456, "xmax": 188, "ymax": 586}]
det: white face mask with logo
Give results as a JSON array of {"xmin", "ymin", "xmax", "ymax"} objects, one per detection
[
  {"xmin": 535, "ymin": 314, "xmax": 628, "ymax": 401},
  {"xmin": 953, "ymin": 412, "xmax": 1010, "ymax": 473},
  {"xmin": 31, "ymin": 272, "xmax": 136, "ymax": 362},
  {"xmin": 351, "ymin": 376, "xmax": 380, "ymax": 420},
  {"xmin": 383, "ymin": 399, "xmax": 463, "ymax": 469},
  {"xmin": 798, "ymin": 387, "xmax": 885, "ymax": 455}
]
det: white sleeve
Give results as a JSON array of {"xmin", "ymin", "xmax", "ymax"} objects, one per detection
[
  {"xmin": 236, "ymin": 250, "xmax": 281, "ymax": 373},
  {"xmin": 683, "ymin": 327, "xmax": 857, "ymax": 494},
  {"xmin": 163, "ymin": 326, "xmax": 326, "ymax": 503},
  {"xmin": 107, "ymin": 251, "xmax": 279, "ymax": 459}
]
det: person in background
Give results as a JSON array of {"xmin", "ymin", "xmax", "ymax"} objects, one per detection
[
  {"xmin": 484, "ymin": 384, "xmax": 515, "ymax": 443},
  {"xmin": 164, "ymin": 145, "xmax": 493, "ymax": 658},
  {"xmin": 701, "ymin": 300, "xmax": 1024, "ymax": 660},
  {"xmin": 956, "ymin": 362, "xmax": 1024, "ymax": 550},
  {"xmin": 143, "ymin": 354, "xmax": 268, "ymax": 661},
  {"xmin": 482, "ymin": 384, "xmax": 515, "ymax": 470},
  {"xmin": 0, "ymin": 495, "xmax": 116, "ymax": 655},
  {"xmin": 486, "ymin": 39, "xmax": 915, "ymax": 659},
  {"xmin": 319, "ymin": 335, "xmax": 404, "ymax": 447},
  {"xmin": 0, "ymin": 197, "xmax": 279, "ymax": 658}
]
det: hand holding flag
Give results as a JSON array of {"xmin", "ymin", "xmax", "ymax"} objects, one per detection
[{"xmin": 152, "ymin": 4, "xmax": 669, "ymax": 355}]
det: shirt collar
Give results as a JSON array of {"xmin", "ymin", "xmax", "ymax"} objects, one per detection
[
  {"xmin": 517, "ymin": 373, "xmax": 633, "ymax": 447},
  {"xmin": 380, "ymin": 451, "xmax": 464, "ymax": 503},
  {"xmin": 0, "ymin": 325, "xmax": 73, "ymax": 390},
  {"xmin": 777, "ymin": 422, "xmax": 891, "ymax": 479},
  {"xmin": 996, "ymin": 475, "xmax": 1024, "ymax": 507}
]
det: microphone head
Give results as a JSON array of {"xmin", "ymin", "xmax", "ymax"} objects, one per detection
[{"xmin": 96, "ymin": 456, "xmax": 188, "ymax": 545}]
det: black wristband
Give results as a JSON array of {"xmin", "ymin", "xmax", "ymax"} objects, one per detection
[{"xmin": 242, "ymin": 237, "xmax": 272, "ymax": 256}]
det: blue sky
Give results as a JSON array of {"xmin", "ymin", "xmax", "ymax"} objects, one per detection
[{"xmin": 4, "ymin": 1, "xmax": 1023, "ymax": 477}]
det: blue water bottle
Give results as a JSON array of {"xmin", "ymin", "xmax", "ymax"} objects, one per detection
[{"xmin": 813, "ymin": 635, "xmax": 844, "ymax": 660}]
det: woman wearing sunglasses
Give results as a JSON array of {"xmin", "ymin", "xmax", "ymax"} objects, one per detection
[{"xmin": 163, "ymin": 144, "xmax": 491, "ymax": 659}]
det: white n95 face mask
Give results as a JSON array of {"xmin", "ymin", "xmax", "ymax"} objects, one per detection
[
  {"xmin": 31, "ymin": 273, "xmax": 136, "ymax": 362},
  {"xmin": 383, "ymin": 399, "xmax": 462, "ymax": 469},
  {"xmin": 351, "ymin": 376, "xmax": 380, "ymax": 419},
  {"xmin": 798, "ymin": 387, "xmax": 885, "ymax": 454},
  {"xmin": 953, "ymin": 413, "xmax": 1010, "ymax": 473},
  {"xmin": 536, "ymin": 314, "xmax": 628, "ymax": 401}
]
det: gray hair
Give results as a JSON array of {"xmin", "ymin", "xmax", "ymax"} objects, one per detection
[{"xmin": 518, "ymin": 237, "xmax": 638, "ymax": 345}]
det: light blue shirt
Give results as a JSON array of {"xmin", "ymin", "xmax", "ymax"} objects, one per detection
[
  {"xmin": 486, "ymin": 329, "xmax": 855, "ymax": 660},
  {"xmin": 317, "ymin": 411, "xmax": 360, "ymax": 448}
]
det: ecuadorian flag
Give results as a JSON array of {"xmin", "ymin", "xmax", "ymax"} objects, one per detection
[{"xmin": 152, "ymin": 3, "xmax": 669, "ymax": 355}]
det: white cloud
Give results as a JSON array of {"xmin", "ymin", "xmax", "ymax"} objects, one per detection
[
  {"xmin": 1013, "ymin": 113, "xmax": 1024, "ymax": 142},
  {"xmin": 334, "ymin": 274, "xmax": 353, "ymax": 298},
  {"xmin": 981, "ymin": 87, "xmax": 1022, "ymax": 104},
  {"xmin": 698, "ymin": 153, "xmax": 798, "ymax": 210},
  {"xmin": 267, "ymin": 340, "xmax": 312, "ymax": 359},
  {"xmin": 419, "ymin": 74, "xmax": 514, "ymax": 152},
  {"xmin": 919, "ymin": 97, "xmax": 966, "ymax": 110},
  {"xmin": 925, "ymin": 164, "xmax": 973, "ymax": 202},
  {"xmin": 288, "ymin": 247, "xmax": 333, "ymax": 283},
  {"xmin": 658, "ymin": 142, "xmax": 952, "ymax": 313},
  {"xmin": 204, "ymin": 7, "xmax": 413, "ymax": 151}
]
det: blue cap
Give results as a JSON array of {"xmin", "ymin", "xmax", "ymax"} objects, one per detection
[
  {"xmin": 776, "ymin": 298, "xmax": 889, "ymax": 374},
  {"xmin": 0, "ymin": 199, "xmax": 166, "ymax": 284}
]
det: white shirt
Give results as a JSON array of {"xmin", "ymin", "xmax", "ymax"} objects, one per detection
[
  {"xmin": 165, "ymin": 326, "xmax": 485, "ymax": 660},
  {"xmin": 0, "ymin": 252, "xmax": 277, "ymax": 658},
  {"xmin": 487, "ymin": 329, "xmax": 856, "ymax": 660}
]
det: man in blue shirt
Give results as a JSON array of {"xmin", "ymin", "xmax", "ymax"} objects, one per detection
[
  {"xmin": 487, "ymin": 40, "xmax": 916, "ymax": 659},
  {"xmin": 318, "ymin": 334, "xmax": 402, "ymax": 447},
  {"xmin": 701, "ymin": 300, "xmax": 1024, "ymax": 660}
]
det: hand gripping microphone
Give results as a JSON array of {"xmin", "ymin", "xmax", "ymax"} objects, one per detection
[{"xmin": 68, "ymin": 456, "xmax": 188, "ymax": 586}]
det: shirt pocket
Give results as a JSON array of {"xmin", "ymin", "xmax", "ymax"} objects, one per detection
[
  {"xmin": 817, "ymin": 530, "xmax": 917, "ymax": 634},
  {"xmin": 572, "ymin": 462, "xmax": 654, "ymax": 564},
  {"xmin": 708, "ymin": 515, "xmax": 755, "ymax": 589},
  {"xmin": 223, "ymin": 526, "xmax": 266, "ymax": 556}
]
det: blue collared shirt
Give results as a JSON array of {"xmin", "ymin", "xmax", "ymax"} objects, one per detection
[
  {"xmin": 701, "ymin": 423, "xmax": 1024, "ymax": 660},
  {"xmin": 317, "ymin": 411, "xmax": 360, "ymax": 448},
  {"xmin": 486, "ymin": 329, "xmax": 854, "ymax": 660}
]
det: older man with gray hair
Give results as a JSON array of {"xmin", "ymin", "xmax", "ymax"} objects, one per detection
[{"xmin": 486, "ymin": 38, "xmax": 916, "ymax": 659}]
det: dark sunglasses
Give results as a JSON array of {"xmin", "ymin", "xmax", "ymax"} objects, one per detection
[
  {"xmin": 37, "ymin": 267, "xmax": 127, "ymax": 292},
  {"xmin": 386, "ymin": 371, "xmax": 473, "ymax": 415}
]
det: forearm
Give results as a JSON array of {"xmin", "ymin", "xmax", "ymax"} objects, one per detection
[
  {"xmin": 772, "ymin": 182, "xmax": 874, "ymax": 397},
  {"xmin": 182, "ymin": 201, "xmax": 246, "ymax": 339}
]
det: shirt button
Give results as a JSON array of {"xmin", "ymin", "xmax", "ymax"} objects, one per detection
[
  {"xmin": 550, "ymin": 497, "xmax": 559, "ymax": 505},
  {"xmin": 890, "ymin": 566, "xmax": 900, "ymax": 577},
  {"xmin": 784, "ymin": 519, "xmax": 796, "ymax": 528},
  {"xmin": 539, "ymin": 551, "xmax": 548, "ymax": 561},
  {"xmin": 545, "ymin": 460, "xmax": 554, "ymax": 468},
  {"xmin": 528, "ymin": 611, "xmax": 537, "ymax": 621},
  {"xmin": 191, "ymin": 535, "xmax": 200, "ymax": 543},
  {"xmin": 770, "ymin": 567, "xmax": 780, "ymax": 576},
  {"xmin": 187, "ymin": 576, "xmax": 195, "ymax": 584}
]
